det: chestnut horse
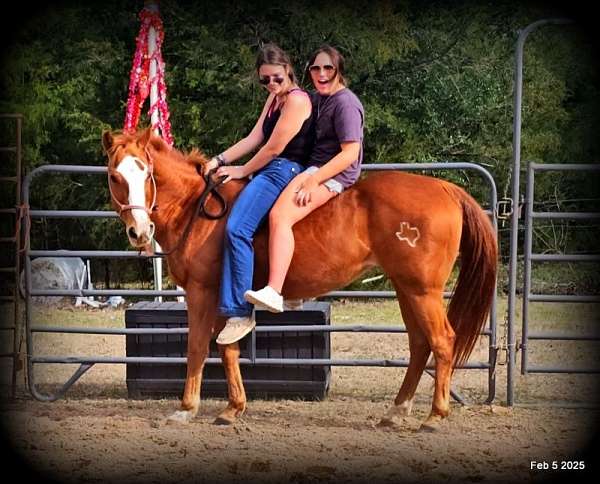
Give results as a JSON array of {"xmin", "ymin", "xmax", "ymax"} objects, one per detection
[{"xmin": 103, "ymin": 128, "xmax": 497, "ymax": 431}]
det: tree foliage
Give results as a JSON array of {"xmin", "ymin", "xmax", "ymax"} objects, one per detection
[{"xmin": 1, "ymin": 0, "xmax": 598, "ymax": 284}]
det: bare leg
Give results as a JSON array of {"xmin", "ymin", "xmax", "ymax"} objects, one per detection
[
  {"xmin": 268, "ymin": 179, "xmax": 336, "ymax": 292},
  {"xmin": 267, "ymin": 220, "xmax": 295, "ymax": 293}
]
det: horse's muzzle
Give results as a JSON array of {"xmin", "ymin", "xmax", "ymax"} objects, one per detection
[{"xmin": 126, "ymin": 221, "xmax": 155, "ymax": 248}]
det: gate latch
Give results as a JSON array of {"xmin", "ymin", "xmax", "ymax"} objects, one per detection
[{"xmin": 496, "ymin": 198, "xmax": 513, "ymax": 220}]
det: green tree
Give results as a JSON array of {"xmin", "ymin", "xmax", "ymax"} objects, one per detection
[{"xmin": 1, "ymin": 0, "xmax": 598, "ymax": 286}]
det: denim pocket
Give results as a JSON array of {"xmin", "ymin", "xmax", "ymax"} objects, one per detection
[{"xmin": 264, "ymin": 158, "xmax": 303, "ymax": 186}]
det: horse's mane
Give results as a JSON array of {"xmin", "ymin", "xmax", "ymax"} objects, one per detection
[
  {"xmin": 185, "ymin": 148, "xmax": 210, "ymax": 173},
  {"xmin": 109, "ymin": 129, "xmax": 210, "ymax": 175}
]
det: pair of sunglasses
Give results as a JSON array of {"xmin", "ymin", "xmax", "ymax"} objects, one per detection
[
  {"xmin": 309, "ymin": 64, "xmax": 336, "ymax": 74},
  {"xmin": 258, "ymin": 75, "xmax": 285, "ymax": 85}
]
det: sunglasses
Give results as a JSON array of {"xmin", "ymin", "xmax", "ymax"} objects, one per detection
[
  {"xmin": 258, "ymin": 75, "xmax": 285, "ymax": 85},
  {"xmin": 309, "ymin": 64, "xmax": 336, "ymax": 74}
]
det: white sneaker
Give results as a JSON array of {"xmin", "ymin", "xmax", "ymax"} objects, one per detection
[
  {"xmin": 244, "ymin": 286, "xmax": 284, "ymax": 313},
  {"xmin": 216, "ymin": 316, "xmax": 256, "ymax": 345}
]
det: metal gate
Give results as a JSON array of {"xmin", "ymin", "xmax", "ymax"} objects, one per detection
[
  {"xmin": 503, "ymin": 17, "xmax": 600, "ymax": 405},
  {"xmin": 14, "ymin": 18, "xmax": 598, "ymax": 407},
  {"xmin": 0, "ymin": 114, "xmax": 23, "ymax": 398},
  {"xmin": 520, "ymin": 162, "xmax": 600, "ymax": 375},
  {"xmin": 22, "ymin": 162, "xmax": 499, "ymax": 403}
]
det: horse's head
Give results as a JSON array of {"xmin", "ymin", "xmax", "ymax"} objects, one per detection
[{"xmin": 102, "ymin": 127, "xmax": 158, "ymax": 250}]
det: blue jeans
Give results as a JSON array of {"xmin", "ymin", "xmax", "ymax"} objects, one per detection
[{"xmin": 218, "ymin": 158, "xmax": 304, "ymax": 318}]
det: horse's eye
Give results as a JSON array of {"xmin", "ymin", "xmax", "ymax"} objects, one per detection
[{"xmin": 110, "ymin": 174, "xmax": 121, "ymax": 184}]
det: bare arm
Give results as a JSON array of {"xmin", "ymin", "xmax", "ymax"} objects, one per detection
[
  {"xmin": 237, "ymin": 92, "xmax": 311, "ymax": 176},
  {"xmin": 219, "ymin": 94, "xmax": 274, "ymax": 163},
  {"xmin": 306, "ymin": 141, "xmax": 360, "ymax": 183}
]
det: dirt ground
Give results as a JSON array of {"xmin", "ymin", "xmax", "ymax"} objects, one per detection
[{"xmin": 1, "ymin": 300, "xmax": 599, "ymax": 483}]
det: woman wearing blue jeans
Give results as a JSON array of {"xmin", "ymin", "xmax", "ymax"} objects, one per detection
[{"xmin": 204, "ymin": 44, "xmax": 313, "ymax": 345}]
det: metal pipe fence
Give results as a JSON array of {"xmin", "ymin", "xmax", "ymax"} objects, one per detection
[
  {"xmin": 505, "ymin": 17, "xmax": 574, "ymax": 405},
  {"xmin": 0, "ymin": 113, "xmax": 23, "ymax": 399},
  {"xmin": 520, "ymin": 162, "xmax": 600, "ymax": 376},
  {"xmin": 22, "ymin": 162, "xmax": 499, "ymax": 403}
]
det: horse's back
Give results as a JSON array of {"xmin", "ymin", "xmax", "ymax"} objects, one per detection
[
  {"xmin": 352, "ymin": 171, "xmax": 462, "ymax": 211},
  {"xmin": 346, "ymin": 170, "xmax": 464, "ymax": 235},
  {"xmin": 264, "ymin": 170, "xmax": 465, "ymax": 298},
  {"xmin": 289, "ymin": 170, "xmax": 464, "ymax": 258}
]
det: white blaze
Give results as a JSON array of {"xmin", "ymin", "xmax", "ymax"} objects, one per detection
[{"xmin": 117, "ymin": 155, "xmax": 151, "ymax": 233}]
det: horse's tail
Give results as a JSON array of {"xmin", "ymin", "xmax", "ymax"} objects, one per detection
[{"xmin": 447, "ymin": 186, "xmax": 498, "ymax": 368}]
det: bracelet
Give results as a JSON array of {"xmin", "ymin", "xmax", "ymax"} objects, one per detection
[{"xmin": 216, "ymin": 153, "xmax": 228, "ymax": 166}]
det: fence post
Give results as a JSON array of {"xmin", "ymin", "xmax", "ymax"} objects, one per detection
[{"xmin": 506, "ymin": 18, "xmax": 573, "ymax": 405}]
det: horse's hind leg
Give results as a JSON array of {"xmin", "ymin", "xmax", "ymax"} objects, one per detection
[
  {"xmin": 404, "ymin": 291, "xmax": 456, "ymax": 431},
  {"xmin": 379, "ymin": 292, "xmax": 431, "ymax": 426},
  {"xmin": 396, "ymin": 290, "xmax": 455, "ymax": 430}
]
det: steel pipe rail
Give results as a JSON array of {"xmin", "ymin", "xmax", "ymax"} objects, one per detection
[{"xmin": 23, "ymin": 161, "xmax": 499, "ymax": 403}]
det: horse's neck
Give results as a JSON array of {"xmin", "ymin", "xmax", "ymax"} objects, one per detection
[
  {"xmin": 150, "ymin": 161, "xmax": 245, "ymax": 253},
  {"xmin": 151, "ymin": 162, "xmax": 204, "ymax": 248}
]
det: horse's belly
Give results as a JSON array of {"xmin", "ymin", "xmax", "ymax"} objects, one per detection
[{"xmin": 284, "ymin": 235, "xmax": 374, "ymax": 299}]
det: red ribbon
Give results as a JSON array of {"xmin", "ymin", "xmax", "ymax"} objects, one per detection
[{"xmin": 123, "ymin": 6, "xmax": 174, "ymax": 146}]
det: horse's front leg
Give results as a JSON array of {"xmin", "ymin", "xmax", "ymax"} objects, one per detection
[
  {"xmin": 167, "ymin": 287, "xmax": 215, "ymax": 424},
  {"xmin": 214, "ymin": 341, "xmax": 247, "ymax": 425}
]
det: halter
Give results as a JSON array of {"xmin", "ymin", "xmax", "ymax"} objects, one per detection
[
  {"xmin": 108, "ymin": 146, "xmax": 158, "ymax": 216},
  {"xmin": 108, "ymin": 145, "xmax": 229, "ymax": 255}
]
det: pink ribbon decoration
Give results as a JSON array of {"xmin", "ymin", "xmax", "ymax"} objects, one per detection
[{"xmin": 123, "ymin": 5, "xmax": 174, "ymax": 146}]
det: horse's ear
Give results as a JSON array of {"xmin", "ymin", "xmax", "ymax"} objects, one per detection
[
  {"xmin": 148, "ymin": 135, "xmax": 168, "ymax": 153},
  {"xmin": 137, "ymin": 127, "xmax": 153, "ymax": 149},
  {"xmin": 102, "ymin": 131, "xmax": 114, "ymax": 154}
]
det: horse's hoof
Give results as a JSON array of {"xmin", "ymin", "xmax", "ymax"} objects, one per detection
[
  {"xmin": 419, "ymin": 422, "xmax": 438, "ymax": 433},
  {"xmin": 379, "ymin": 401, "xmax": 413, "ymax": 427},
  {"xmin": 214, "ymin": 406, "xmax": 245, "ymax": 425},
  {"xmin": 377, "ymin": 415, "xmax": 417, "ymax": 429},
  {"xmin": 167, "ymin": 410, "xmax": 194, "ymax": 425},
  {"xmin": 213, "ymin": 415, "xmax": 236, "ymax": 426},
  {"xmin": 376, "ymin": 417, "xmax": 398, "ymax": 428},
  {"xmin": 419, "ymin": 416, "xmax": 444, "ymax": 433}
]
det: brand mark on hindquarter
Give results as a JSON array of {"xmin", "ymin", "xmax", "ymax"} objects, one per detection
[{"xmin": 395, "ymin": 222, "xmax": 420, "ymax": 248}]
